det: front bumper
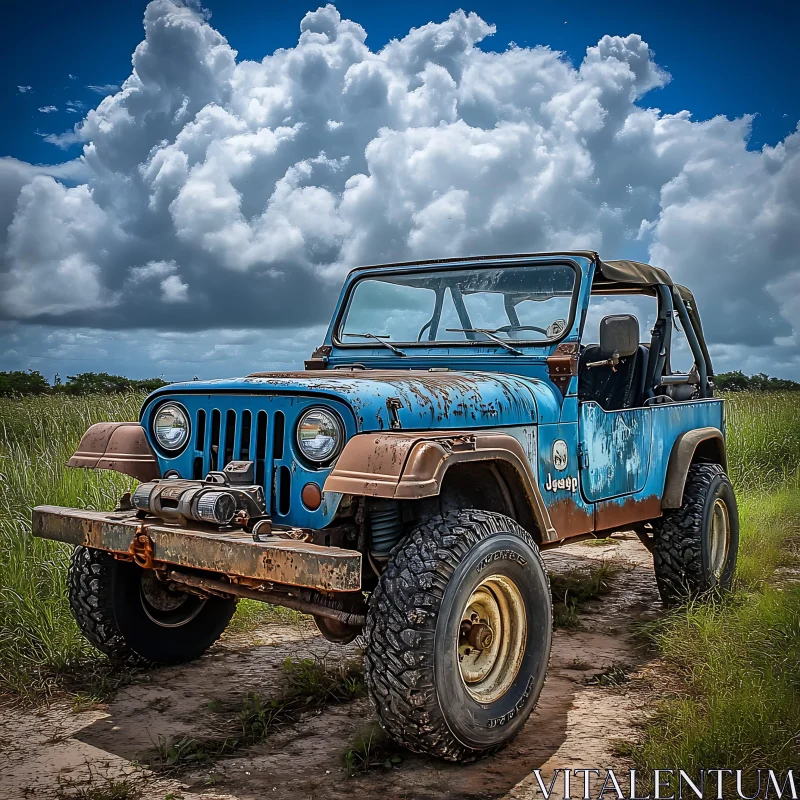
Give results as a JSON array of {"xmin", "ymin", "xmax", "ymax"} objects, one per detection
[{"xmin": 32, "ymin": 506, "xmax": 361, "ymax": 592}]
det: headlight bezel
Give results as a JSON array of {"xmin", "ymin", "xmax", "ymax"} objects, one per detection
[
  {"xmin": 295, "ymin": 406, "xmax": 344, "ymax": 465},
  {"xmin": 152, "ymin": 401, "xmax": 191, "ymax": 454}
]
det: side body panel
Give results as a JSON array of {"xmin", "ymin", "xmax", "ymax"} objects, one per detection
[
  {"xmin": 578, "ymin": 403, "xmax": 653, "ymax": 501},
  {"xmin": 592, "ymin": 399, "xmax": 724, "ymax": 532}
]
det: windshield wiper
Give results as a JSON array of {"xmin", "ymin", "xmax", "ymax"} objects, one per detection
[
  {"xmin": 445, "ymin": 328, "xmax": 524, "ymax": 355},
  {"xmin": 343, "ymin": 333, "xmax": 407, "ymax": 357}
]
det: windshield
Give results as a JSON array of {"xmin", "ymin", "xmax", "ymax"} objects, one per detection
[{"xmin": 338, "ymin": 263, "xmax": 577, "ymax": 346}]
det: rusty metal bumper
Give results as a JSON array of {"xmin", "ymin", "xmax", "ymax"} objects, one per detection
[{"xmin": 32, "ymin": 506, "xmax": 361, "ymax": 592}]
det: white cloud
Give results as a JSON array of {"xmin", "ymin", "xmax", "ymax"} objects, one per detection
[
  {"xmin": 65, "ymin": 100, "xmax": 86, "ymax": 114},
  {"xmin": 17, "ymin": 85, "xmax": 32, "ymax": 93},
  {"xmin": 87, "ymin": 83, "xmax": 120, "ymax": 94},
  {"xmin": 1, "ymin": 1, "xmax": 799, "ymax": 378},
  {"xmin": 160, "ymin": 273, "xmax": 189, "ymax": 302},
  {"xmin": 37, "ymin": 105, "xmax": 58, "ymax": 113}
]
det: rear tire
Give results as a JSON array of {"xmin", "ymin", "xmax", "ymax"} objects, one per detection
[
  {"xmin": 364, "ymin": 510, "xmax": 551, "ymax": 762},
  {"xmin": 651, "ymin": 463, "xmax": 739, "ymax": 605},
  {"xmin": 67, "ymin": 546, "xmax": 236, "ymax": 665}
]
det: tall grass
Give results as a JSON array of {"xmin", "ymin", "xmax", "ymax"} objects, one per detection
[
  {"xmin": 633, "ymin": 393, "xmax": 800, "ymax": 776},
  {"xmin": 0, "ymin": 394, "xmax": 142, "ymax": 696}
]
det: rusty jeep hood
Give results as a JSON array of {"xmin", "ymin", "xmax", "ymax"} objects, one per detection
[{"xmin": 150, "ymin": 370, "xmax": 561, "ymax": 431}]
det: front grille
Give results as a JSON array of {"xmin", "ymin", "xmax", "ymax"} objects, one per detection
[{"xmin": 191, "ymin": 407, "xmax": 290, "ymax": 518}]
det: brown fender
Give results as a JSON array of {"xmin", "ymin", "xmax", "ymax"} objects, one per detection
[
  {"xmin": 662, "ymin": 427, "xmax": 727, "ymax": 509},
  {"xmin": 67, "ymin": 422, "xmax": 160, "ymax": 482},
  {"xmin": 324, "ymin": 431, "xmax": 557, "ymax": 541}
]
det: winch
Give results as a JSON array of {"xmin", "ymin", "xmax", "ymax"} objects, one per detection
[{"xmin": 132, "ymin": 460, "xmax": 266, "ymax": 526}]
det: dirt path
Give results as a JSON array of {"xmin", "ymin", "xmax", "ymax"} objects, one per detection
[{"xmin": 0, "ymin": 534, "xmax": 662, "ymax": 800}]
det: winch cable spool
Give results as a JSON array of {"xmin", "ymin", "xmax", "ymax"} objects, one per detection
[{"xmin": 368, "ymin": 499, "xmax": 403, "ymax": 560}]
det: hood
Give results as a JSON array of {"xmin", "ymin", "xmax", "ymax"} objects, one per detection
[{"xmin": 150, "ymin": 370, "xmax": 563, "ymax": 431}]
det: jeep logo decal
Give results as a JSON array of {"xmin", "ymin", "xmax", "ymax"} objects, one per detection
[
  {"xmin": 552, "ymin": 439, "xmax": 568, "ymax": 471},
  {"xmin": 545, "ymin": 473, "xmax": 578, "ymax": 493}
]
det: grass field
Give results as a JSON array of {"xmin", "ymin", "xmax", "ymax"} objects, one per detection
[{"xmin": 1, "ymin": 391, "xmax": 799, "ymax": 776}]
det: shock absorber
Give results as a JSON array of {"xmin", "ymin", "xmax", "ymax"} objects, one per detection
[{"xmin": 368, "ymin": 499, "xmax": 403, "ymax": 561}]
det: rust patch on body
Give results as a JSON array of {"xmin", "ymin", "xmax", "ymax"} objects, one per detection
[
  {"xmin": 594, "ymin": 495, "xmax": 662, "ymax": 534},
  {"xmin": 546, "ymin": 343, "xmax": 579, "ymax": 396},
  {"xmin": 548, "ymin": 497, "xmax": 595, "ymax": 539}
]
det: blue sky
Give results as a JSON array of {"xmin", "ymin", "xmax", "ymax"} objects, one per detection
[
  {"xmin": 1, "ymin": 0, "xmax": 799, "ymax": 382},
  {"xmin": 6, "ymin": 0, "xmax": 798, "ymax": 167}
]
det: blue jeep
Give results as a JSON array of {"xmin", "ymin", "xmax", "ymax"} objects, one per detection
[{"xmin": 34, "ymin": 251, "xmax": 738, "ymax": 761}]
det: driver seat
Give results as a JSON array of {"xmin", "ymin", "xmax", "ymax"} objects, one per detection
[{"xmin": 578, "ymin": 315, "xmax": 646, "ymax": 410}]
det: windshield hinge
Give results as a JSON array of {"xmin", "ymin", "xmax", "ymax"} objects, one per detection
[{"xmin": 386, "ymin": 397, "xmax": 403, "ymax": 429}]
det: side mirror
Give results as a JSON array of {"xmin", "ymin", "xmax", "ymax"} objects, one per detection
[{"xmin": 599, "ymin": 314, "xmax": 640, "ymax": 359}]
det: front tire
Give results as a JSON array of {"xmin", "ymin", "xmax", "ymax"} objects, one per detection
[
  {"xmin": 364, "ymin": 511, "xmax": 551, "ymax": 762},
  {"xmin": 652, "ymin": 463, "xmax": 739, "ymax": 604},
  {"xmin": 68, "ymin": 546, "xmax": 236, "ymax": 665}
]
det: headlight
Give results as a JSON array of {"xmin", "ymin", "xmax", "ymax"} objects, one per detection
[
  {"xmin": 153, "ymin": 403, "xmax": 190, "ymax": 451},
  {"xmin": 296, "ymin": 408, "xmax": 343, "ymax": 463}
]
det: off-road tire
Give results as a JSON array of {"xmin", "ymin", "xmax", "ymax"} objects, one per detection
[
  {"xmin": 68, "ymin": 546, "xmax": 236, "ymax": 665},
  {"xmin": 364, "ymin": 510, "xmax": 552, "ymax": 762},
  {"xmin": 651, "ymin": 463, "xmax": 739, "ymax": 605}
]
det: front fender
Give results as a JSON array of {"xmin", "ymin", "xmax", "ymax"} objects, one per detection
[
  {"xmin": 324, "ymin": 430, "xmax": 556, "ymax": 540},
  {"xmin": 67, "ymin": 422, "xmax": 160, "ymax": 482}
]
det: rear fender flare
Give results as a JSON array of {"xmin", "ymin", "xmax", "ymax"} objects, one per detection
[
  {"xmin": 323, "ymin": 431, "xmax": 557, "ymax": 541},
  {"xmin": 662, "ymin": 427, "xmax": 727, "ymax": 509}
]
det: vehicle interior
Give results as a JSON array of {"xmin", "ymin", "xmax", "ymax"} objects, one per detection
[{"xmin": 578, "ymin": 259, "xmax": 713, "ymax": 410}]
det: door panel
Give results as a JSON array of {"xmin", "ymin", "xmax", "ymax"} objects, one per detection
[{"xmin": 578, "ymin": 402, "xmax": 652, "ymax": 502}]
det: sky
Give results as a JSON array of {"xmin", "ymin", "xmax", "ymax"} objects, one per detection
[{"xmin": 1, "ymin": 0, "xmax": 799, "ymax": 382}]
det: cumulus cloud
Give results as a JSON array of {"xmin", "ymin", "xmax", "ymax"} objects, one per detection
[
  {"xmin": 37, "ymin": 105, "xmax": 58, "ymax": 113},
  {"xmin": 1, "ymin": 1, "xmax": 799, "ymax": 378},
  {"xmin": 17, "ymin": 86, "xmax": 32, "ymax": 93}
]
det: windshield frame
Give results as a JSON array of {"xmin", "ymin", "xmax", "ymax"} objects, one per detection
[{"xmin": 332, "ymin": 257, "xmax": 582, "ymax": 350}]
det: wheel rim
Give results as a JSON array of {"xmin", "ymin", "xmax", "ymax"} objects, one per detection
[
  {"xmin": 457, "ymin": 574, "xmax": 527, "ymax": 703},
  {"xmin": 709, "ymin": 498, "xmax": 731, "ymax": 577},
  {"xmin": 140, "ymin": 571, "xmax": 207, "ymax": 628}
]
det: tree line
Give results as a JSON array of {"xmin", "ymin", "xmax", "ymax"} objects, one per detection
[
  {"xmin": 1, "ymin": 368, "xmax": 798, "ymax": 397},
  {"xmin": 0, "ymin": 370, "xmax": 169, "ymax": 397},
  {"xmin": 713, "ymin": 371, "xmax": 800, "ymax": 392}
]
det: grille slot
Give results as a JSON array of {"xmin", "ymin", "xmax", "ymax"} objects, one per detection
[
  {"xmin": 255, "ymin": 410, "xmax": 268, "ymax": 489},
  {"xmin": 210, "ymin": 409, "xmax": 221, "ymax": 471},
  {"xmin": 277, "ymin": 465, "xmax": 291, "ymax": 516},
  {"xmin": 240, "ymin": 410, "xmax": 252, "ymax": 460},
  {"xmin": 273, "ymin": 411, "xmax": 285, "ymax": 459},
  {"xmin": 223, "ymin": 410, "xmax": 236, "ymax": 467}
]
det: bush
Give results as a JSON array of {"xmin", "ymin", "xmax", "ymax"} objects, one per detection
[{"xmin": 0, "ymin": 370, "xmax": 50, "ymax": 396}]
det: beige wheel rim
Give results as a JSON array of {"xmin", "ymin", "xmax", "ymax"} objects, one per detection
[
  {"xmin": 457, "ymin": 574, "xmax": 527, "ymax": 703},
  {"xmin": 709, "ymin": 498, "xmax": 731, "ymax": 577}
]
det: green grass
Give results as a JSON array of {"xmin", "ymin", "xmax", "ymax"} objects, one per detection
[
  {"xmin": 628, "ymin": 393, "xmax": 800, "ymax": 780},
  {"xmin": 550, "ymin": 561, "xmax": 620, "ymax": 629},
  {"xmin": 56, "ymin": 776, "xmax": 141, "ymax": 800},
  {"xmin": 342, "ymin": 722, "xmax": 405, "ymax": 777}
]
